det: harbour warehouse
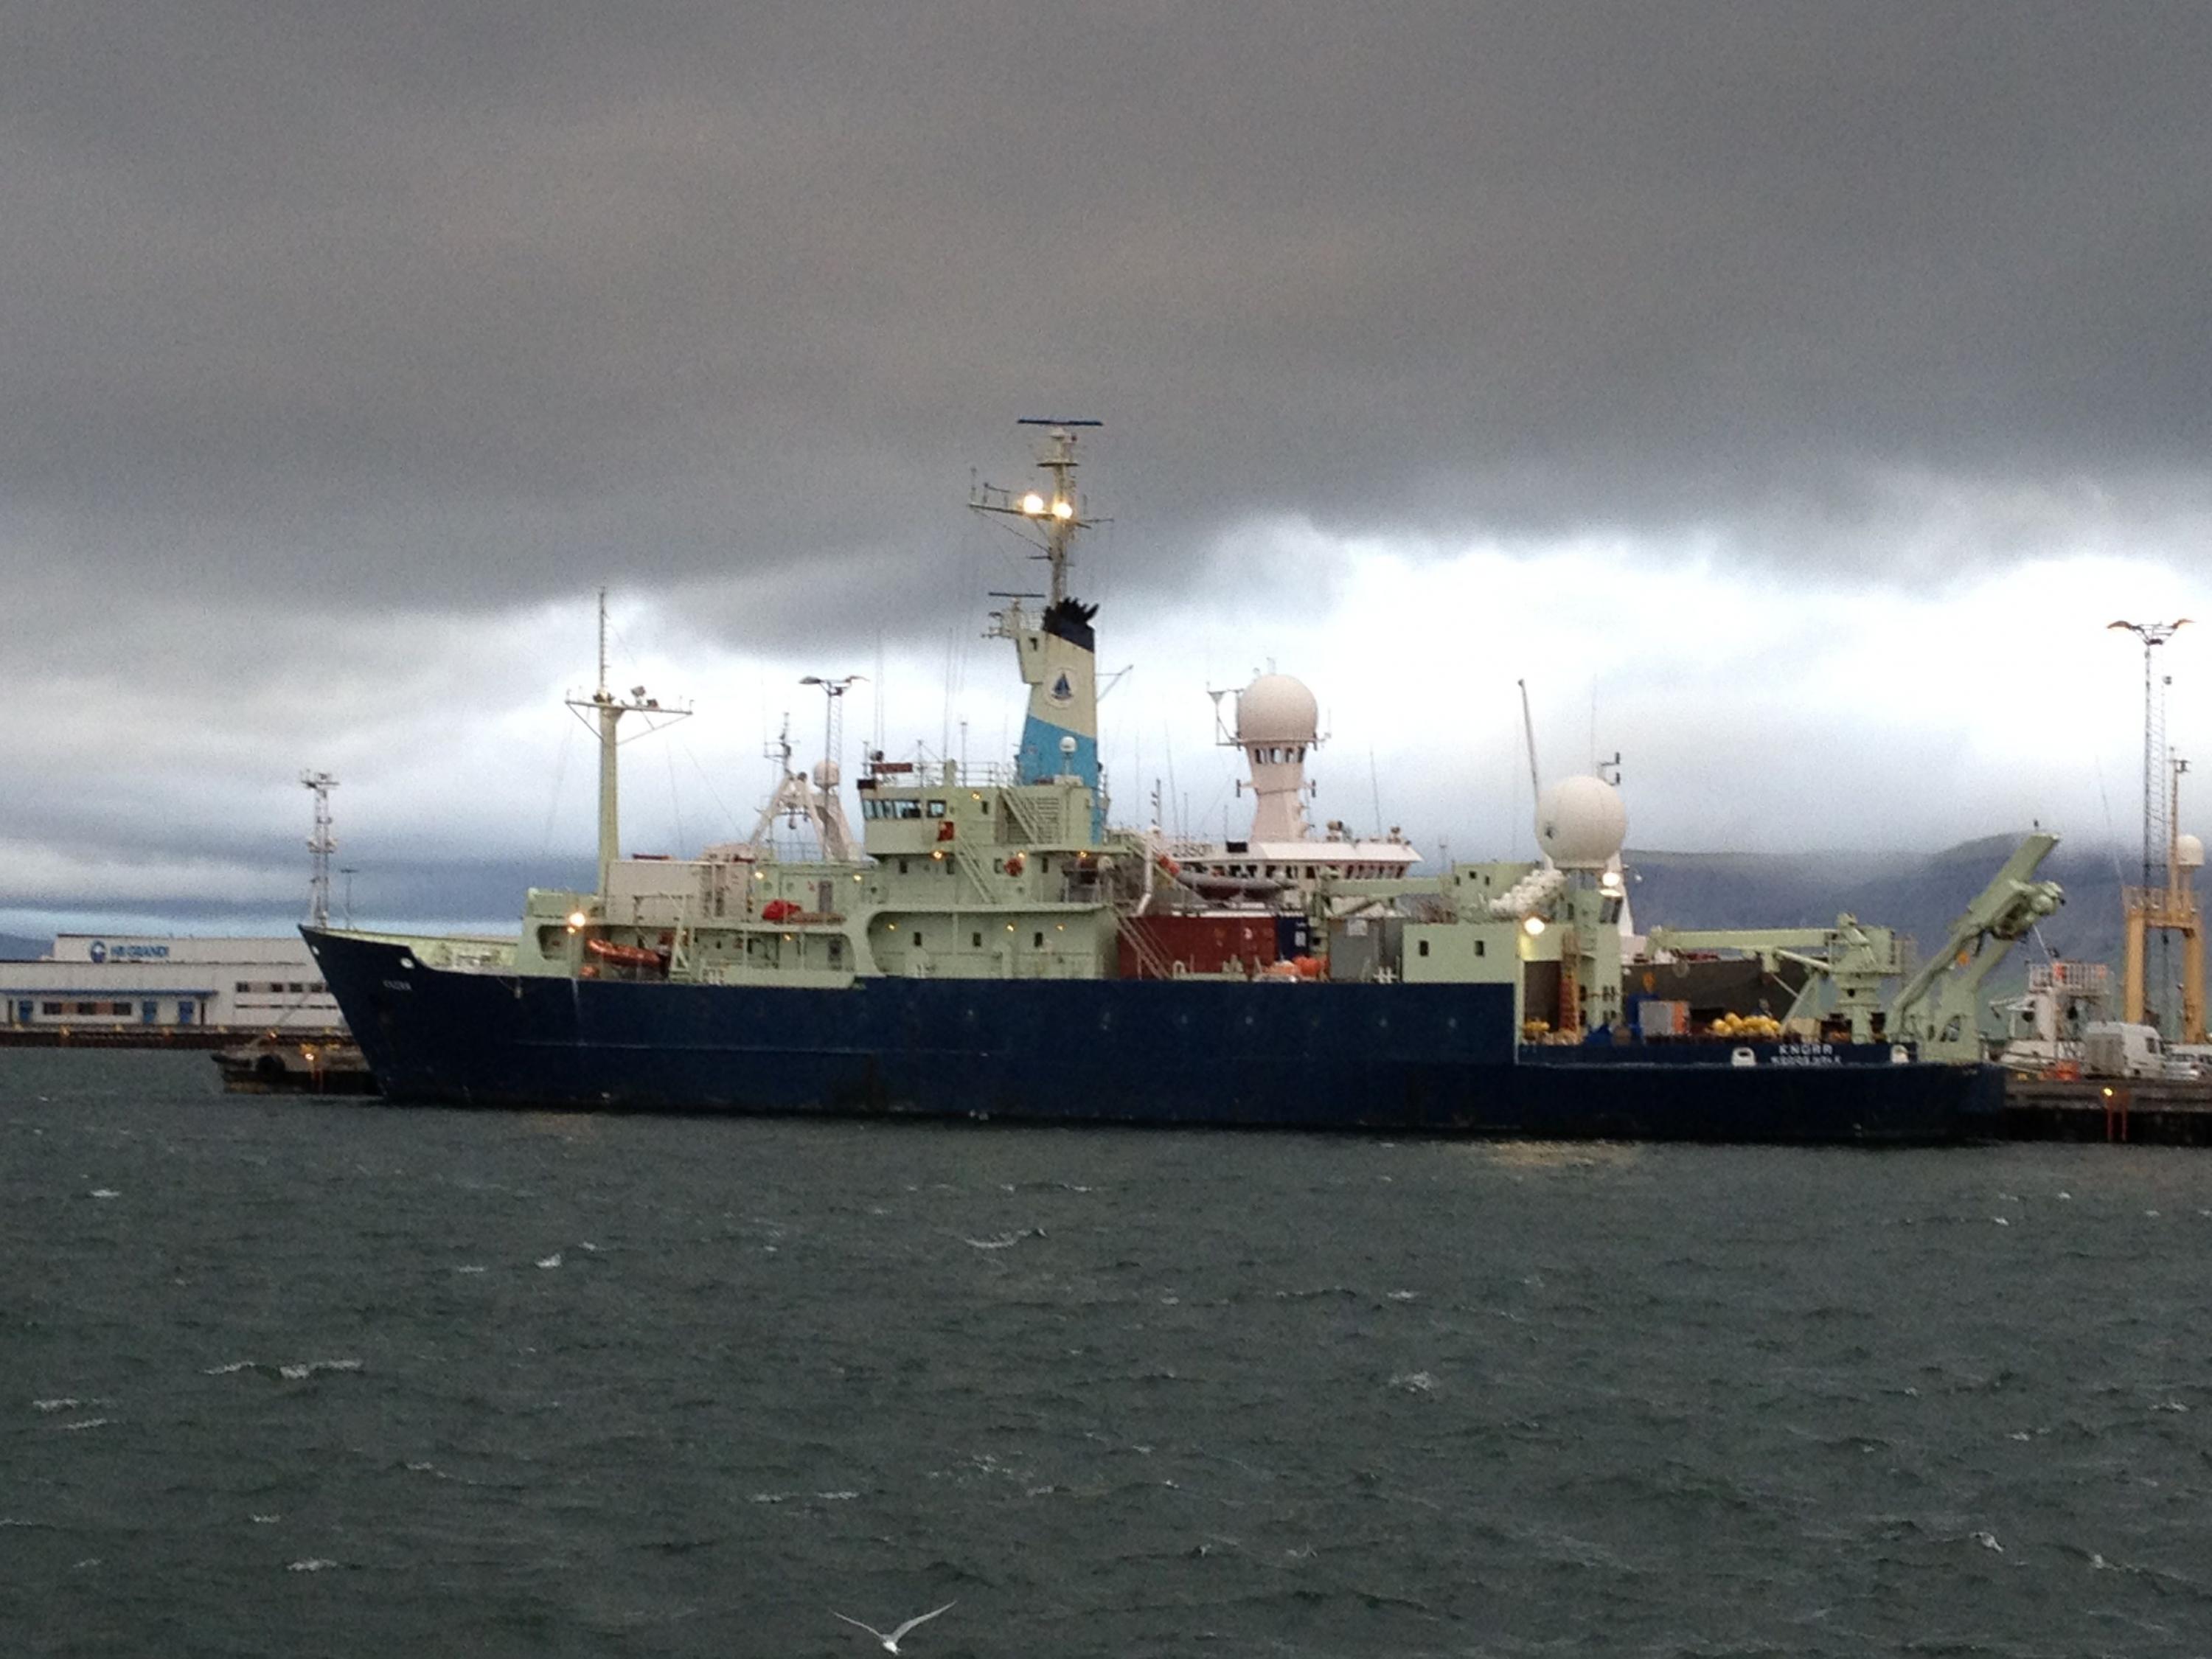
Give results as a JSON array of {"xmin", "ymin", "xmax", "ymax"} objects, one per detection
[{"xmin": 0, "ymin": 934, "xmax": 342, "ymax": 1032}]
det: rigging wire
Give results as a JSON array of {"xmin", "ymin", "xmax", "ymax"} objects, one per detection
[
  {"xmin": 2092, "ymin": 754, "xmax": 2129, "ymax": 886},
  {"xmin": 664, "ymin": 740, "xmax": 684, "ymax": 857},
  {"xmin": 678, "ymin": 742, "xmax": 745, "ymax": 843},
  {"xmin": 539, "ymin": 715, "xmax": 577, "ymax": 859}
]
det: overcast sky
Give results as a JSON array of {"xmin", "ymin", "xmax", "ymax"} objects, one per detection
[{"xmin": 5, "ymin": 2, "xmax": 2211, "ymax": 934}]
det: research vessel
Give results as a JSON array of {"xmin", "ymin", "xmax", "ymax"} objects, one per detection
[{"xmin": 307, "ymin": 422, "xmax": 2024, "ymax": 1141}]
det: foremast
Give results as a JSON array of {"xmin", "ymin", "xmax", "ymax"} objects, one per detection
[
  {"xmin": 974, "ymin": 420, "xmax": 1105, "ymax": 829},
  {"xmin": 566, "ymin": 590, "xmax": 689, "ymax": 898}
]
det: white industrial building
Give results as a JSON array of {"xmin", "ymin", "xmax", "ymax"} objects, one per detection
[{"xmin": 0, "ymin": 934, "xmax": 344, "ymax": 1032}]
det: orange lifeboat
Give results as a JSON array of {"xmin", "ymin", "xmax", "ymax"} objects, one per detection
[{"xmin": 585, "ymin": 937, "xmax": 666, "ymax": 968}]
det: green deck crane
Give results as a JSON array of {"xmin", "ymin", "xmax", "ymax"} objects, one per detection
[{"xmin": 1886, "ymin": 833, "xmax": 2063, "ymax": 1062}]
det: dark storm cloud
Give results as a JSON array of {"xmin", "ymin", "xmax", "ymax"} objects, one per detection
[{"xmin": 6, "ymin": 1, "xmax": 2211, "ymax": 647}]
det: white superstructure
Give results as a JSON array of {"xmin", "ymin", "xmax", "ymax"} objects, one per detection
[
  {"xmin": 0, "ymin": 935, "xmax": 343, "ymax": 1032},
  {"xmin": 1169, "ymin": 671, "xmax": 1420, "ymax": 897}
]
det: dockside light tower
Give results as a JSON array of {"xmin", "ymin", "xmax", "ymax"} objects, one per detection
[
  {"xmin": 2109, "ymin": 618, "xmax": 2200, "ymax": 1039},
  {"xmin": 302, "ymin": 770, "xmax": 338, "ymax": 928}
]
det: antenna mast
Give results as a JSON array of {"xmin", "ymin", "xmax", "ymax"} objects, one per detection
[
  {"xmin": 302, "ymin": 770, "xmax": 338, "ymax": 928},
  {"xmin": 740, "ymin": 679, "xmax": 863, "ymax": 862},
  {"xmin": 970, "ymin": 419, "xmax": 1104, "ymax": 609},
  {"xmin": 566, "ymin": 588, "xmax": 691, "ymax": 897}
]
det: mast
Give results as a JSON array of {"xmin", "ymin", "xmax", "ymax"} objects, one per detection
[
  {"xmin": 302, "ymin": 770, "xmax": 338, "ymax": 927},
  {"xmin": 972, "ymin": 418, "xmax": 1100, "ymax": 606},
  {"xmin": 566, "ymin": 589, "xmax": 689, "ymax": 898},
  {"xmin": 737, "ymin": 677, "xmax": 864, "ymax": 860},
  {"xmin": 973, "ymin": 420, "xmax": 1109, "ymax": 827}
]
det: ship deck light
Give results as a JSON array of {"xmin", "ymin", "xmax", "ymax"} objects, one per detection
[
  {"xmin": 1020, "ymin": 492, "xmax": 1046, "ymax": 515},
  {"xmin": 1523, "ymin": 916, "xmax": 1546, "ymax": 936}
]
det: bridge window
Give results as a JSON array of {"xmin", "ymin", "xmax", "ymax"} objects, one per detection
[{"xmin": 925, "ymin": 799, "xmax": 947, "ymax": 818}]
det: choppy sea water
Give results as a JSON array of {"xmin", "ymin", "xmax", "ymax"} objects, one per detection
[{"xmin": 4, "ymin": 1051, "xmax": 2211, "ymax": 1658}]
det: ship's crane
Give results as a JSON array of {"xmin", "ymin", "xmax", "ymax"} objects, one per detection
[
  {"xmin": 1643, "ymin": 916, "xmax": 1905, "ymax": 1043},
  {"xmin": 1885, "ymin": 832, "xmax": 2064, "ymax": 1061},
  {"xmin": 1643, "ymin": 835, "xmax": 2064, "ymax": 1059}
]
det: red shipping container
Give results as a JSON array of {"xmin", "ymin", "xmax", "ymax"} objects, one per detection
[{"xmin": 1117, "ymin": 914, "xmax": 1280, "ymax": 980}]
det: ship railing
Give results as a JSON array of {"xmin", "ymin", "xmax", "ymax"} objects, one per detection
[
  {"xmin": 2028, "ymin": 960, "xmax": 2111, "ymax": 995},
  {"xmin": 426, "ymin": 942, "xmax": 518, "ymax": 973},
  {"xmin": 867, "ymin": 759, "xmax": 1022, "ymax": 789},
  {"xmin": 2124, "ymin": 884, "xmax": 2201, "ymax": 919}
]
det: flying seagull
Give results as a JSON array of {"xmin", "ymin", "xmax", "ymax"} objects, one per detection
[{"xmin": 833, "ymin": 1601, "xmax": 955, "ymax": 1653}]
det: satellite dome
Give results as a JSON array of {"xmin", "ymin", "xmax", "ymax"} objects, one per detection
[
  {"xmin": 1535, "ymin": 775, "xmax": 1627, "ymax": 869},
  {"xmin": 811, "ymin": 759, "xmax": 841, "ymax": 790},
  {"xmin": 2180, "ymin": 832, "xmax": 2205, "ymax": 871},
  {"xmin": 1238, "ymin": 674, "xmax": 1319, "ymax": 745}
]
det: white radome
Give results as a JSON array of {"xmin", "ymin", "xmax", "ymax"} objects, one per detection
[
  {"xmin": 1536, "ymin": 775, "xmax": 1628, "ymax": 869},
  {"xmin": 2180, "ymin": 832, "xmax": 2205, "ymax": 871},
  {"xmin": 812, "ymin": 759, "xmax": 842, "ymax": 790},
  {"xmin": 1237, "ymin": 674, "xmax": 1320, "ymax": 745}
]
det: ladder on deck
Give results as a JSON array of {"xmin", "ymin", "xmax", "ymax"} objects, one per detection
[
  {"xmin": 1002, "ymin": 789, "xmax": 1061, "ymax": 844},
  {"xmin": 1118, "ymin": 914, "xmax": 1178, "ymax": 981}
]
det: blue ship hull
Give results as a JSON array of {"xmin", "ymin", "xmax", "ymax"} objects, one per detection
[{"xmin": 304, "ymin": 929, "xmax": 2003, "ymax": 1143}]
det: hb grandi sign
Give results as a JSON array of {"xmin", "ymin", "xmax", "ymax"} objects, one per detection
[{"xmin": 88, "ymin": 941, "xmax": 170, "ymax": 964}]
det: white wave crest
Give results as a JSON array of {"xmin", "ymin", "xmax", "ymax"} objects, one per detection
[{"xmin": 277, "ymin": 1359, "xmax": 362, "ymax": 1381}]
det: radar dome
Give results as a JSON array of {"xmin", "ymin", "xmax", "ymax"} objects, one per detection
[
  {"xmin": 2180, "ymin": 832, "xmax": 2205, "ymax": 871},
  {"xmin": 811, "ymin": 759, "xmax": 841, "ymax": 790},
  {"xmin": 1535, "ymin": 775, "xmax": 1627, "ymax": 869},
  {"xmin": 1237, "ymin": 674, "xmax": 1319, "ymax": 745}
]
